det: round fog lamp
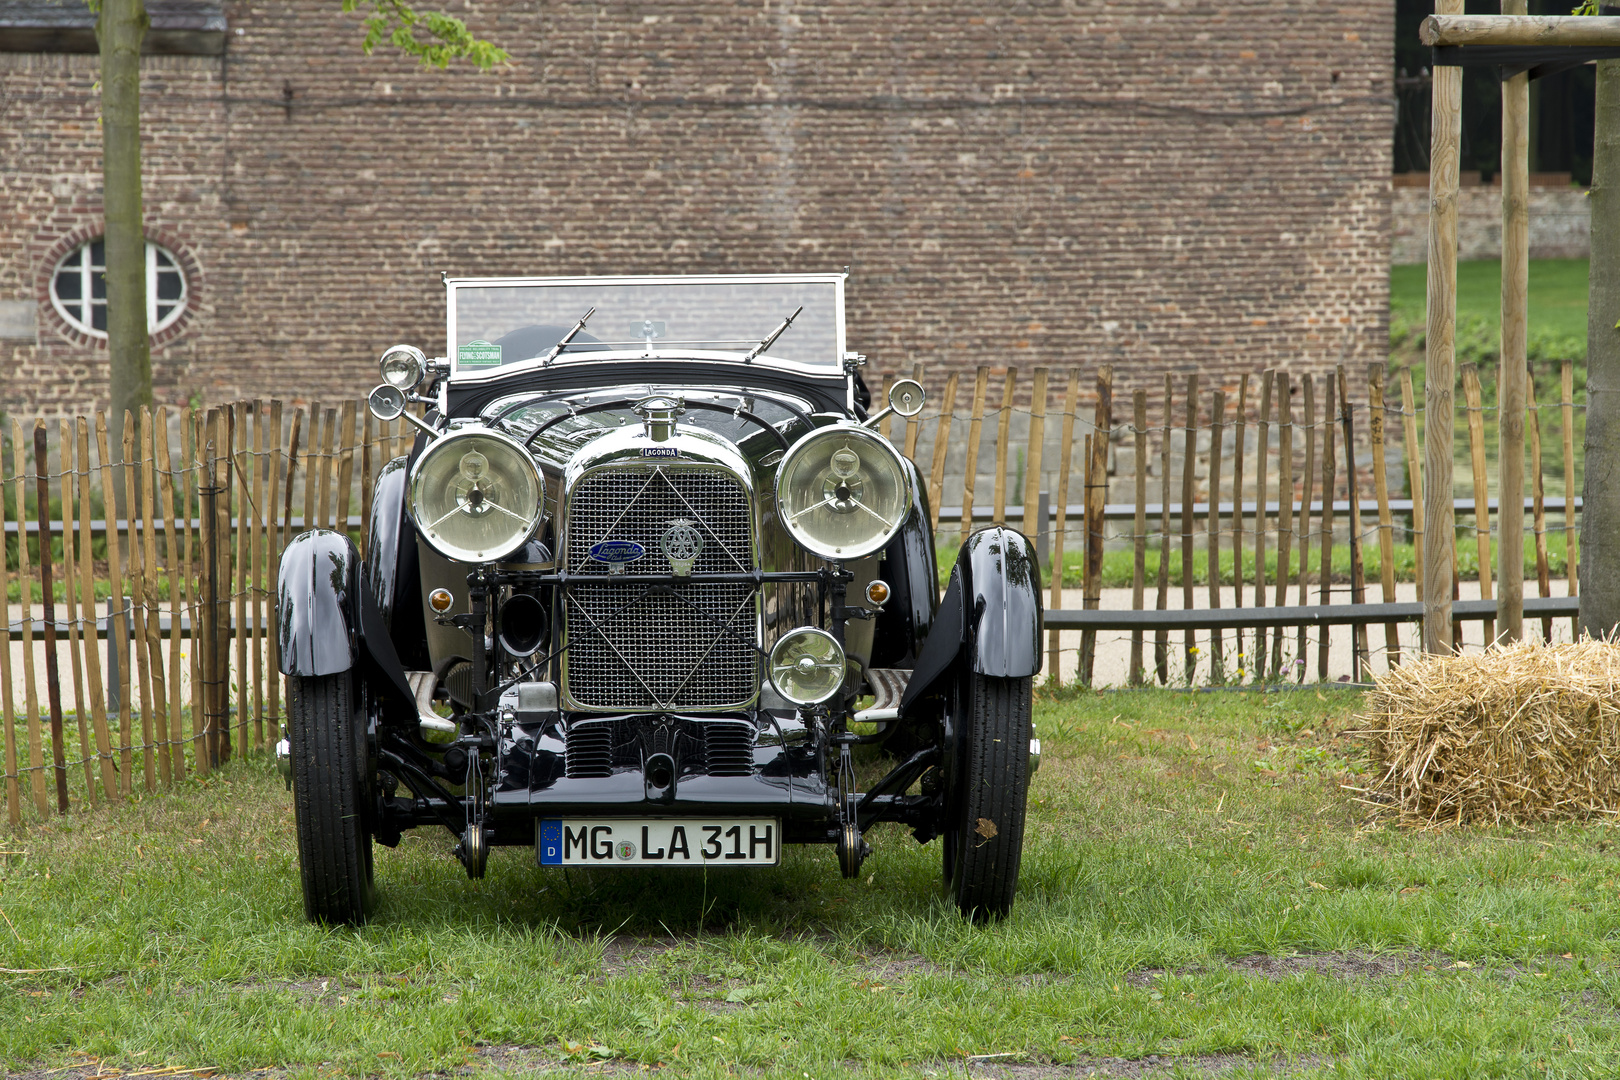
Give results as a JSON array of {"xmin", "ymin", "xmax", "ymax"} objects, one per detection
[
  {"xmin": 429, "ymin": 588, "xmax": 454, "ymax": 613},
  {"xmin": 769, "ymin": 628, "xmax": 846, "ymax": 706},
  {"xmin": 865, "ymin": 580, "xmax": 890, "ymax": 607}
]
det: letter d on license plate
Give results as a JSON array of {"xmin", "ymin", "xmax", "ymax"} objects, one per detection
[{"xmin": 537, "ymin": 819, "xmax": 779, "ymax": 866}]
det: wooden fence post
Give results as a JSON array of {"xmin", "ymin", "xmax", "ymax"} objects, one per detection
[
  {"xmin": 95, "ymin": 414, "xmax": 134, "ymax": 794},
  {"xmin": 58, "ymin": 420, "xmax": 93, "ymax": 801},
  {"xmin": 1318, "ymin": 377, "xmax": 1338, "ymax": 680},
  {"xmin": 1048, "ymin": 369, "xmax": 1079, "ymax": 680},
  {"xmin": 1462, "ymin": 364, "xmax": 1495, "ymax": 644},
  {"xmin": 1024, "ymin": 368, "xmax": 1049, "ymax": 546},
  {"xmin": 184, "ymin": 409, "xmax": 207, "ymax": 776},
  {"xmin": 1528, "ymin": 373, "xmax": 1554, "ymax": 639},
  {"xmin": 1499, "ymin": 2, "xmax": 1530, "ymax": 643},
  {"xmin": 959, "ymin": 368, "xmax": 989, "ymax": 540},
  {"xmin": 1294, "ymin": 377, "xmax": 1317, "ymax": 679},
  {"xmin": 267, "ymin": 400, "xmax": 286, "ymax": 736},
  {"xmin": 1270, "ymin": 374, "xmax": 1294, "ymax": 681},
  {"xmin": 1369, "ymin": 365, "xmax": 1402, "ymax": 665},
  {"xmin": 77, "ymin": 417, "xmax": 115, "ymax": 799},
  {"xmin": 1400, "ymin": 369, "xmax": 1426, "ymax": 598},
  {"xmin": 1232, "ymin": 375, "xmax": 1249, "ymax": 620},
  {"xmin": 138, "ymin": 408, "xmax": 171, "ymax": 786},
  {"xmin": 32, "ymin": 423, "xmax": 70, "ymax": 813},
  {"xmin": 153, "ymin": 409, "xmax": 185, "ymax": 781},
  {"xmin": 0, "ymin": 442, "xmax": 18, "ymax": 824},
  {"xmin": 992, "ymin": 369, "xmax": 1016, "ymax": 527},
  {"xmin": 1253, "ymin": 371, "xmax": 1273, "ymax": 669},
  {"xmin": 1206, "ymin": 387, "xmax": 1227, "ymax": 677},
  {"xmin": 1155, "ymin": 375, "xmax": 1173, "ymax": 685},
  {"xmin": 1180, "ymin": 374, "xmax": 1198, "ymax": 682},
  {"xmin": 250, "ymin": 401, "xmax": 266, "ymax": 749},
  {"xmin": 1423, "ymin": 0, "xmax": 1465, "ymax": 654},
  {"xmin": 928, "ymin": 373, "xmax": 959, "ymax": 535},
  {"xmin": 124, "ymin": 413, "xmax": 156, "ymax": 792},
  {"xmin": 1338, "ymin": 366, "xmax": 1371, "ymax": 678},
  {"xmin": 1081, "ymin": 366, "xmax": 1113, "ymax": 684},
  {"xmin": 1130, "ymin": 390, "xmax": 1148, "ymax": 686}
]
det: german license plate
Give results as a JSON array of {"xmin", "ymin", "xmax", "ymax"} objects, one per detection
[{"xmin": 536, "ymin": 818, "xmax": 780, "ymax": 866}]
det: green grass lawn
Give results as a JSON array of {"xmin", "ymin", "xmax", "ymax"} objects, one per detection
[
  {"xmin": 1388, "ymin": 259, "xmax": 1588, "ymax": 504},
  {"xmin": 1390, "ymin": 259, "xmax": 1591, "ymax": 348},
  {"xmin": 4, "ymin": 688, "xmax": 1620, "ymax": 1077},
  {"xmin": 939, "ymin": 528, "xmax": 1578, "ymax": 595}
]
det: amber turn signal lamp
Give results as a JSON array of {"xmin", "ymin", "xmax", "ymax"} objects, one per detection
[
  {"xmin": 865, "ymin": 580, "xmax": 890, "ymax": 607},
  {"xmin": 429, "ymin": 587, "xmax": 455, "ymax": 614}
]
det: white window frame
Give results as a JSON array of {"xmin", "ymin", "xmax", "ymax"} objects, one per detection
[{"xmin": 49, "ymin": 239, "xmax": 188, "ymax": 339}]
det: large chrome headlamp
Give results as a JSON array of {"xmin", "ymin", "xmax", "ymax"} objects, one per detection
[
  {"xmin": 775, "ymin": 425, "xmax": 912, "ymax": 560},
  {"xmin": 408, "ymin": 426, "xmax": 542, "ymax": 563}
]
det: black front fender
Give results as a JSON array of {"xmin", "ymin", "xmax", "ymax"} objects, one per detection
[
  {"xmin": 962, "ymin": 526, "xmax": 1043, "ymax": 677},
  {"xmin": 899, "ymin": 526, "xmax": 1042, "ymax": 711},
  {"xmin": 278, "ymin": 529, "xmax": 417, "ymax": 720},
  {"xmin": 278, "ymin": 529, "xmax": 358, "ymax": 677}
]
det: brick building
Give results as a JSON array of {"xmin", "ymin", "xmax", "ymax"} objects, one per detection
[{"xmin": 0, "ymin": 0, "xmax": 1394, "ymax": 418}]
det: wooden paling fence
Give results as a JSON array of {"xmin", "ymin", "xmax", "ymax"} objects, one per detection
[
  {"xmin": 0, "ymin": 363, "xmax": 1588, "ymax": 819},
  {"xmin": 1, "ymin": 400, "xmax": 411, "ymax": 824},
  {"xmin": 871, "ymin": 359, "xmax": 1584, "ymax": 687}
]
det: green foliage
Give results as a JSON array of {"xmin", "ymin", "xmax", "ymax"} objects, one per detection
[
  {"xmin": 342, "ymin": 0, "xmax": 509, "ymax": 70},
  {"xmin": 1388, "ymin": 259, "xmax": 1590, "ymax": 373}
]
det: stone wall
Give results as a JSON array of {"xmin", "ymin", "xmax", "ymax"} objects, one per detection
[
  {"xmin": 1391, "ymin": 182, "xmax": 1590, "ymax": 265},
  {"xmin": 1, "ymin": 0, "xmax": 1394, "ymax": 423}
]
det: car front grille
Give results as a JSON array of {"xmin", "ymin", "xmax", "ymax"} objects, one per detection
[
  {"xmin": 562, "ymin": 716, "xmax": 756, "ymax": 778},
  {"xmin": 563, "ymin": 465, "xmax": 758, "ymax": 711}
]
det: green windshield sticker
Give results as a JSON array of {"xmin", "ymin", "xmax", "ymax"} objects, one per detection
[{"xmin": 458, "ymin": 340, "xmax": 502, "ymax": 367}]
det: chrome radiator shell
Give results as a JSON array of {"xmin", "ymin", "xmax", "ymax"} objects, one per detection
[{"xmin": 558, "ymin": 427, "xmax": 762, "ymax": 713}]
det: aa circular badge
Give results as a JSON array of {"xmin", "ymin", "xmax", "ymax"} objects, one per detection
[
  {"xmin": 661, "ymin": 519, "xmax": 704, "ymax": 576},
  {"xmin": 615, "ymin": 839, "xmax": 637, "ymax": 861}
]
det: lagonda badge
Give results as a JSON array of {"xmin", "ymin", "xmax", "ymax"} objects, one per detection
[{"xmin": 588, "ymin": 539, "xmax": 646, "ymax": 573}]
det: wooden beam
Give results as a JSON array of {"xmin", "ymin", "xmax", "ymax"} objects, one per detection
[
  {"xmin": 1499, "ymin": 5, "xmax": 1529, "ymax": 643},
  {"xmin": 1424, "ymin": 0, "xmax": 1465, "ymax": 655},
  {"xmin": 1422, "ymin": 15, "xmax": 1620, "ymax": 48}
]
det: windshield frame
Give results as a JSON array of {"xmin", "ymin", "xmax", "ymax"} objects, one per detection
[{"xmin": 444, "ymin": 273, "xmax": 847, "ymax": 385}]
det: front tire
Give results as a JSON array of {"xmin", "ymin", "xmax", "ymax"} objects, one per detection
[
  {"xmin": 287, "ymin": 673, "xmax": 376, "ymax": 925},
  {"xmin": 946, "ymin": 673, "xmax": 1032, "ymax": 921}
]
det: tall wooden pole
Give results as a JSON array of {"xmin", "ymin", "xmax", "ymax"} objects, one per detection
[
  {"xmin": 1423, "ymin": 0, "xmax": 1464, "ymax": 654},
  {"xmin": 98, "ymin": 0, "xmax": 151, "ymax": 460},
  {"xmin": 1497, "ymin": 0, "xmax": 1530, "ymax": 643},
  {"xmin": 1581, "ymin": 53, "xmax": 1620, "ymax": 638}
]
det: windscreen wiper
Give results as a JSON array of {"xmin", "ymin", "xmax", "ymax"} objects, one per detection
[
  {"xmin": 541, "ymin": 306, "xmax": 596, "ymax": 366},
  {"xmin": 743, "ymin": 305, "xmax": 803, "ymax": 363}
]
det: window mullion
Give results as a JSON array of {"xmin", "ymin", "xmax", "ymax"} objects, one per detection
[
  {"xmin": 145, "ymin": 241, "xmax": 157, "ymax": 332},
  {"xmin": 80, "ymin": 250, "xmax": 92, "ymax": 329}
]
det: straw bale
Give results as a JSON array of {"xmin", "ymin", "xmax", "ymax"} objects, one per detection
[{"xmin": 1356, "ymin": 640, "xmax": 1620, "ymax": 826}]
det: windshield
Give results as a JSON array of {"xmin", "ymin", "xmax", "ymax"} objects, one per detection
[{"xmin": 447, "ymin": 275, "xmax": 845, "ymax": 377}]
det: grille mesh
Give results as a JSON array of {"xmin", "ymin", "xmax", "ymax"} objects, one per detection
[{"xmin": 564, "ymin": 466, "xmax": 758, "ymax": 710}]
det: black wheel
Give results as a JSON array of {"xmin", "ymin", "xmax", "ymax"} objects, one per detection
[
  {"xmin": 287, "ymin": 673, "xmax": 376, "ymax": 925},
  {"xmin": 945, "ymin": 672, "xmax": 1032, "ymax": 921}
]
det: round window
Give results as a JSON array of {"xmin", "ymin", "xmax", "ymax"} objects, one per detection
[{"xmin": 50, "ymin": 239, "xmax": 187, "ymax": 339}]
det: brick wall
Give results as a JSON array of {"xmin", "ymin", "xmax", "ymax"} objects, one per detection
[
  {"xmin": 1391, "ymin": 183, "xmax": 1591, "ymax": 265},
  {"xmin": 1, "ymin": 0, "xmax": 1393, "ymax": 424}
]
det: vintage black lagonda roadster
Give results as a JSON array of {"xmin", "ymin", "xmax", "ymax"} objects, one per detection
[{"xmin": 276, "ymin": 273, "xmax": 1043, "ymax": 923}]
